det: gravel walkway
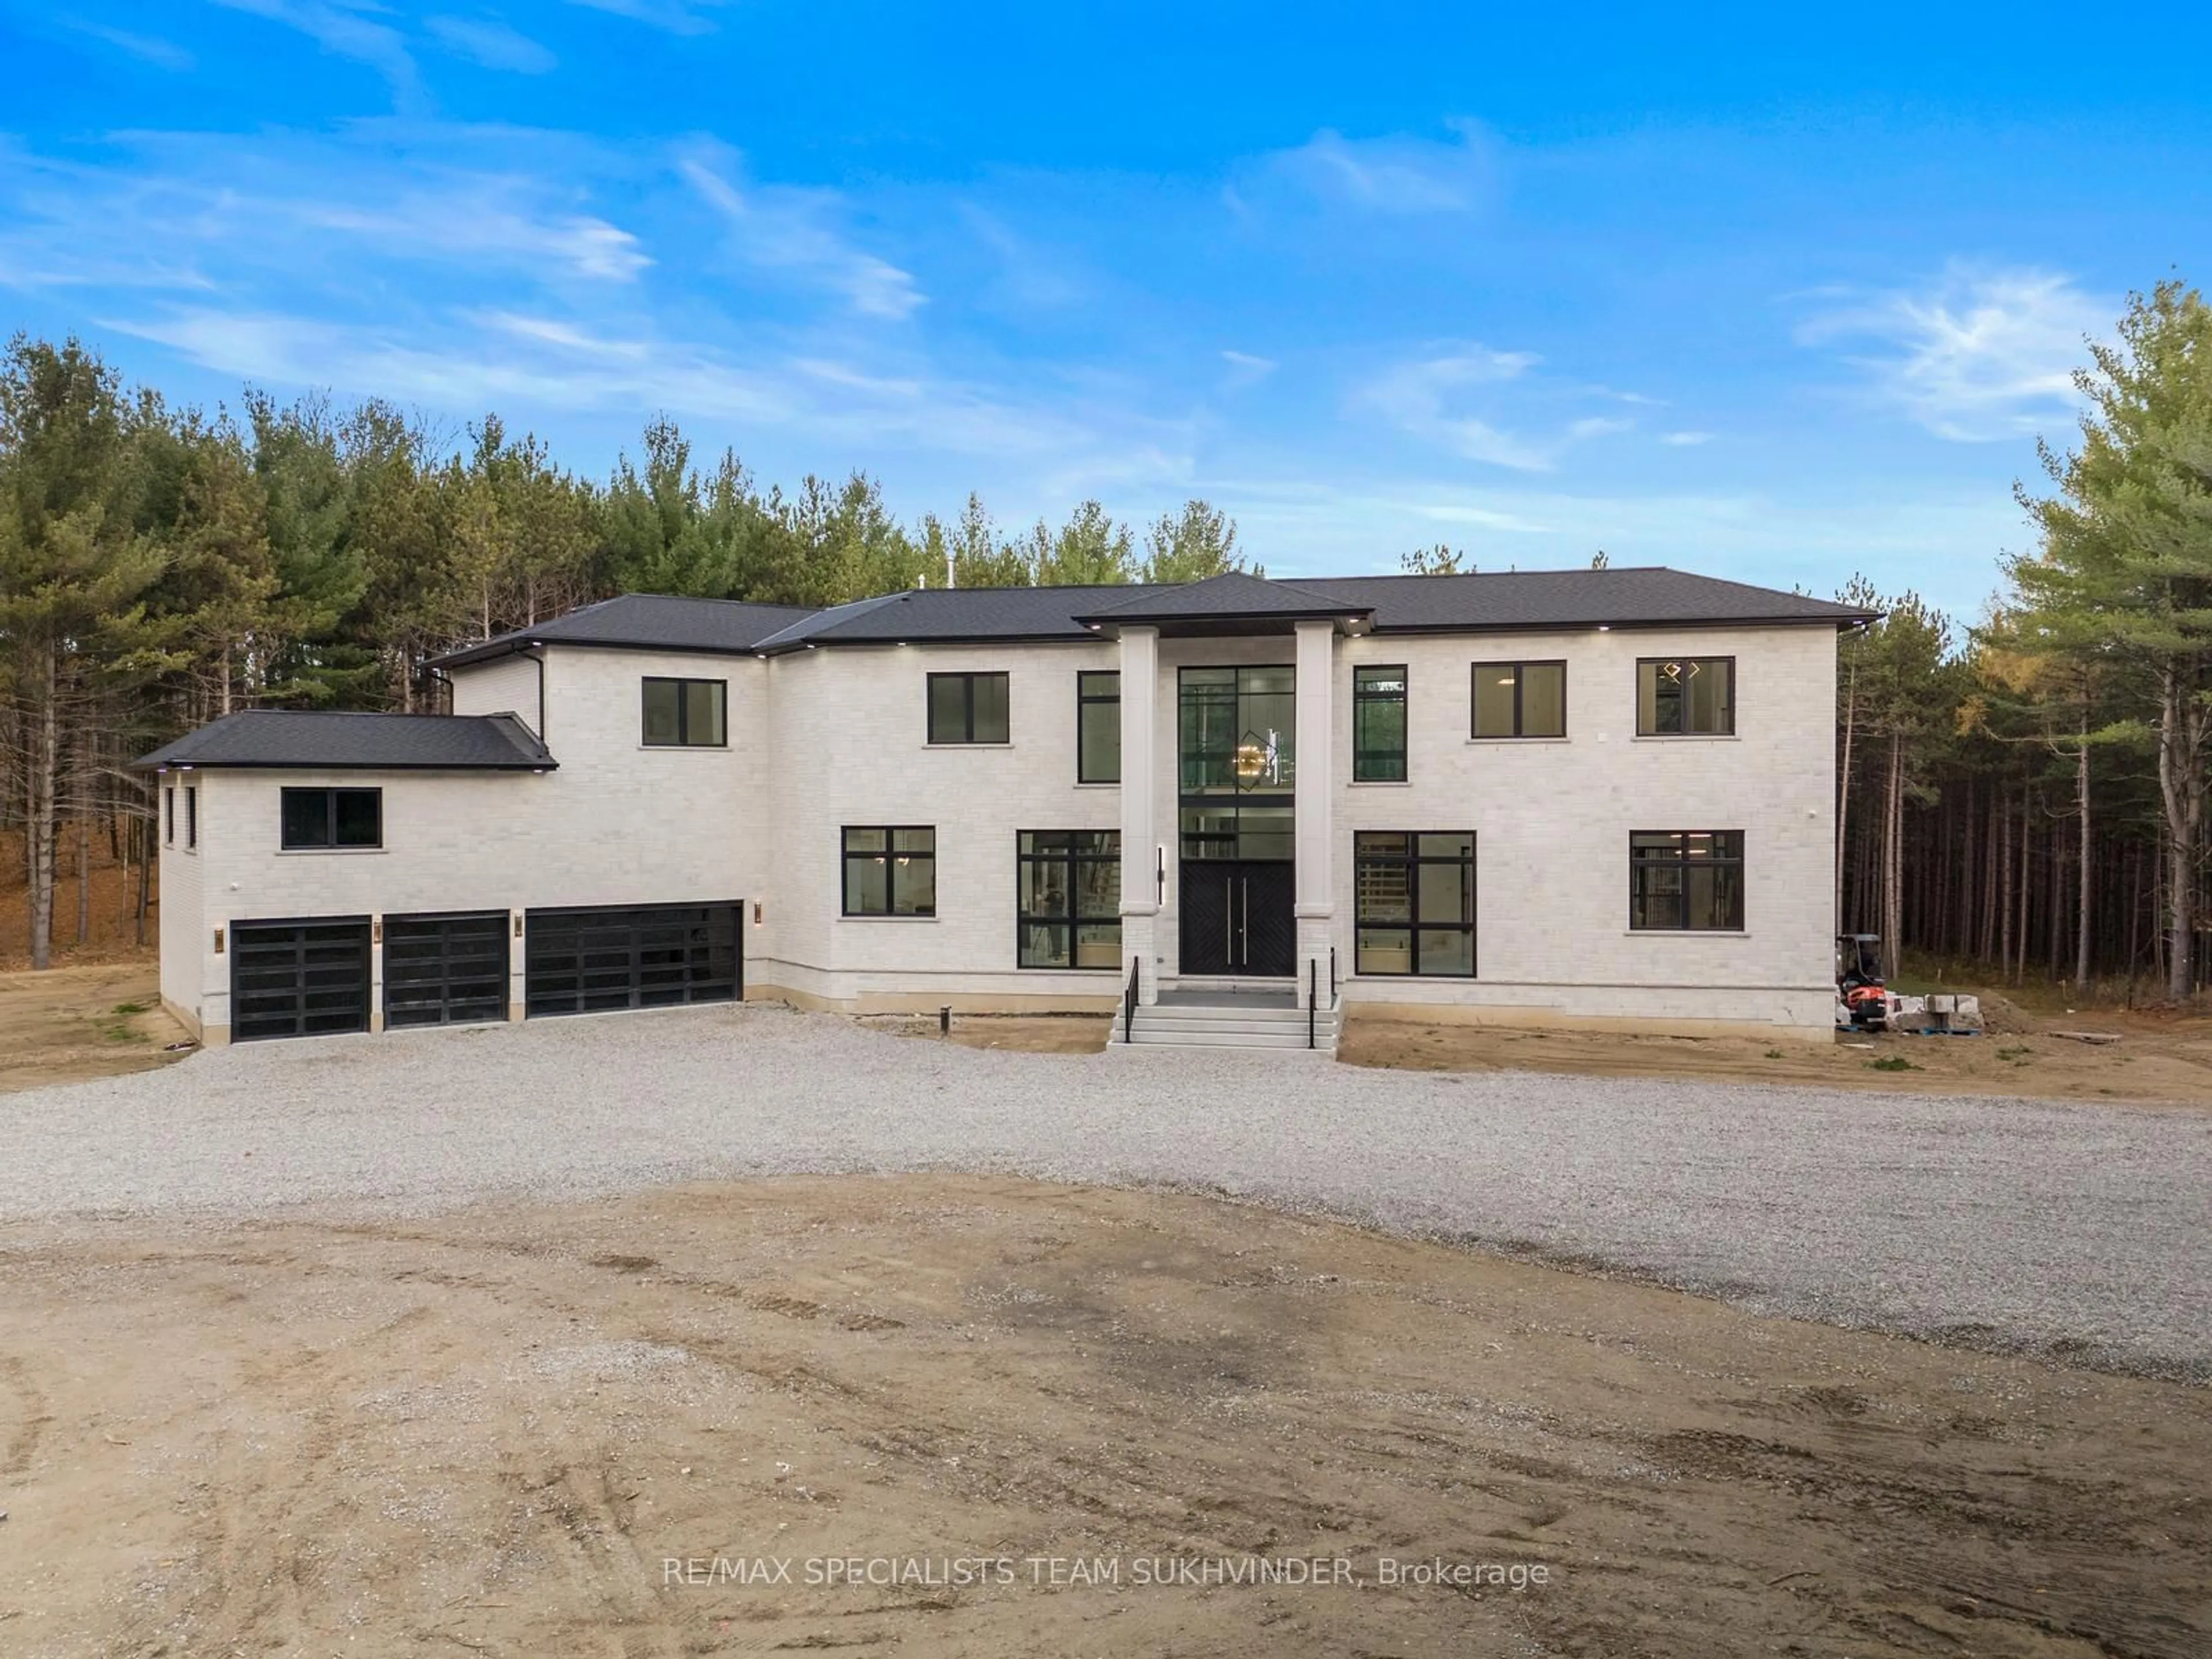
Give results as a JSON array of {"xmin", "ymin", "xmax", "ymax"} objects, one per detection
[{"xmin": 3, "ymin": 1003, "xmax": 2208, "ymax": 1381}]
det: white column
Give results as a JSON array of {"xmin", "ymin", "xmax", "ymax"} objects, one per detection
[
  {"xmin": 1118, "ymin": 626, "xmax": 1162, "ymax": 1003},
  {"xmin": 1293, "ymin": 619, "xmax": 1336, "ymax": 999}
]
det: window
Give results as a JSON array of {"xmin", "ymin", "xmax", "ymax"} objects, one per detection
[
  {"xmin": 280, "ymin": 787, "xmax": 382, "ymax": 850},
  {"xmin": 1077, "ymin": 671, "xmax": 1120, "ymax": 783},
  {"xmin": 1179, "ymin": 665, "xmax": 1295, "ymax": 793},
  {"xmin": 641, "ymin": 677, "xmax": 726, "ymax": 747},
  {"xmin": 1354, "ymin": 832, "xmax": 1475, "ymax": 976},
  {"xmin": 927, "ymin": 672, "xmax": 1010, "ymax": 744},
  {"xmin": 843, "ymin": 826, "xmax": 936, "ymax": 916},
  {"xmin": 1472, "ymin": 661, "xmax": 1566, "ymax": 738},
  {"xmin": 1630, "ymin": 831, "xmax": 1745, "ymax": 930},
  {"xmin": 1353, "ymin": 665, "xmax": 1408, "ymax": 781},
  {"xmin": 1637, "ymin": 657, "xmax": 1733, "ymax": 736},
  {"xmin": 185, "ymin": 785, "xmax": 198, "ymax": 850},
  {"xmin": 1017, "ymin": 830, "xmax": 1122, "ymax": 968},
  {"xmin": 163, "ymin": 785, "xmax": 175, "ymax": 846}
]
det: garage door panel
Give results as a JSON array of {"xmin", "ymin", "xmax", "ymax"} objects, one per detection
[
  {"xmin": 231, "ymin": 918, "xmax": 372, "ymax": 1042},
  {"xmin": 383, "ymin": 912, "xmax": 511, "ymax": 1029},
  {"xmin": 525, "ymin": 903, "xmax": 741, "ymax": 1018}
]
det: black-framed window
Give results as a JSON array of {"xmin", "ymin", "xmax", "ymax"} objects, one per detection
[
  {"xmin": 927, "ymin": 672, "xmax": 1010, "ymax": 744},
  {"xmin": 1353, "ymin": 665, "xmax": 1408, "ymax": 781},
  {"xmin": 641, "ymin": 677, "xmax": 727, "ymax": 747},
  {"xmin": 1472, "ymin": 661, "xmax": 1566, "ymax": 738},
  {"xmin": 1077, "ymin": 671, "xmax": 1120, "ymax": 782},
  {"xmin": 185, "ymin": 785, "xmax": 198, "ymax": 849},
  {"xmin": 1637, "ymin": 657, "xmax": 1733, "ymax": 736},
  {"xmin": 843, "ymin": 826, "xmax": 936, "ymax": 915},
  {"xmin": 1017, "ymin": 830, "xmax": 1121, "ymax": 968},
  {"xmin": 280, "ymin": 787, "xmax": 382, "ymax": 850},
  {"xmin": 164, "ymin": 785, "xmax": 175, "ymax": 846},
  {"xmin": 1354, "ymin": 831, "xmax": 1475, "ymax": 976},
  {"xmin": 1630, "ymin": 831, "xmax": 1745, "ymax": 930}
]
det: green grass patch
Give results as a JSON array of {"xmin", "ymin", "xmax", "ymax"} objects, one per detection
[
  {"xmin": 1995, "ymin": 1045, "xmax": 2033, "ymax": 1062},
  {"xmin": 1865, "ymin": 1055, "xmax": 1921, "ymax": 1073},
  {"xmin": 111, "ymin": 1001, "xmax": 150, "ymax": 1016},
  {"xmin": 1764, "ymin": 1049, "xmax": 1785, "ymax": 1059}
]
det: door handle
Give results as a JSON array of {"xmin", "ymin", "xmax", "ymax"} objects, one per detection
[
  {"xmin": 1224, "ymin": 878, "xmax": 1232, "ymax": 963},
  {"xmin": 1241, "ymin": 878, "xmax": 1249, "ymax": 967}
]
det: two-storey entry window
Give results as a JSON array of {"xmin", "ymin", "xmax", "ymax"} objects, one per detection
[
  {"xmin": 1354, "ymin": 832, "xmax": 1476, "ymax": 976},
  {"xmin": 1352, "ymin": 665, "xmax": 1408, "ymax": 781},
  {"xmin": 641, "ymin": 677, "xmax": 727, "ymax": 747},
  {"xmin": 1637, "ymin": 657, "xmax": 1733, "ymax": 736},
  {"xmin": 281, "ymin": 787, "xmax": 382, "ymax": 850},
  {"xmin": 1629, "ymin": 831, "xmax": 1745, "ymax": 930},
  {"xmin": 1472, "ymin": 661, "xmax": 1567, "ymax": 738},
  {"xmin": 927, "ymin": 672, "xmax": 1010, "ymax": 744},
  {"xmin": 1077, "ymin": 671, "xmax": 1120, "ymax": 782},
  {"xmin": 843, "ymin": 827, "xmax": 937, "ymax": 915},
  {"xmin": 1016, "ymin": 830, "xmax": 1122, "ymax": 968}
]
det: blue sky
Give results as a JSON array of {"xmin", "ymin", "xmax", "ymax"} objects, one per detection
[{"xmin": 3, "ymin": 3, "xmax": 2209, "ymax": 614}]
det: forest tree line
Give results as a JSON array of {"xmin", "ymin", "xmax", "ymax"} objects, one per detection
[{"xmin": 5, "ymin": 282, "xmax": 2210, "ymax": 998}]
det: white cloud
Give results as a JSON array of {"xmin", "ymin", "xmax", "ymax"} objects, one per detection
[
  {"xmin": 1660, "ymin": 430, "xmax": 1713, "ymax": 446},
  {"xmin": 307, "ymin": 198, "xmax": 649, "ymax": 282},
  {"xmin": 1355, "ymin": 347, "xmax": 1573, "ymax": 471},
  {"xmin": 1219, "ymin": 349, "xmax": 1276, "ymax": 388},
  {"xmin": 680, "ymin": 148, "xmax": 923, "ymax": 320},
  {"xmin": 426, "ymin": 16, "xmax": 557, "ymax": 74},
  {"xmin": 1567, "ymin": 415, "xmax": 1633, "ymax": 441},
  {"xmin": 62, "ymin": 19, "xmax": 196, "ymax": 70},
  {"xmin": 1249, "ymin": 119, "xmax": 1497, "ymax": 215},
  {"xmin": 1796, "ymin": 264, "xmax": 2109, "ymax": 441},
  {"xmin": 207, "ymin": 0, "xmax": 421, "ymax": 105},
  {"xmin": 562, "ymin": 0, "xmax": 727, "ymax": 36}
]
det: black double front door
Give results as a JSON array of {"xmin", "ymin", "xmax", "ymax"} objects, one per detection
[{"xmin": 1180, "ymin": 861, "xmax": 1296, "ymax": 977}]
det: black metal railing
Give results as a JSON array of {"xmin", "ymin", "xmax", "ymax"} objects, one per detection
[
  {"xmin": 1329, "ymin": 945, "xmax": 1338, "ymax": 1003},
  {"xmin": 1308, "ymin": 957, "xmax": 1318, "ymax": 1049},
  {"xmin": 1124, "ymin": 955, "xmax": 1140, "ymax": 1044}
]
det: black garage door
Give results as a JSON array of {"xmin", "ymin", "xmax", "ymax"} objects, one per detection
[
  {"xmin": 384, "ymin": 911, "xmax": 510, "ymax": 1029},
  {"xmin": 524, "ymin": 903, "xmax": 742, "ymax": 1018},
  {"xmin": 230, "ymin": 918, "xmax": 372, "ymax": 1042}
]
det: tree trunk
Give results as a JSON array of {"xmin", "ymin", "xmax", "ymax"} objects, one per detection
[
  {"xmin": 134, "ymin": 805, "xmax": 151, "ymax": 949},
  {"xmin": 2074, "ymin": 721, "xmax": 2093, "ymax": 991},
  {"xmin": 1881, "ymin": 731, "xmax": 1904, "ymax": 980},
  {"xmin": 76, "ymin": 815, "xmax": 91, "ymax": 946},
  {"xmin": 1835, "ymin": 651, "xmax": 1857, "ymax": 934},
  {"xmin": 2155, "ymin": 664, "xmax": 2207, "ymax": 1001},
  {"xmin": 26, "ymin": 641, "xmax": 58, "ymax": 971}
]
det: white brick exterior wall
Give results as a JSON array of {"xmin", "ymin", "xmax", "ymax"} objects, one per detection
[{"xmin": 154, "ymin": 616, "xmax": 1842, "ymax": 1041}]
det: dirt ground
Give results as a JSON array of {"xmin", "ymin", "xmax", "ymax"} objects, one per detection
[
  {"xmin": 0, "ymin": 1176, "xmax": 2201, "ymax": 1658},
  {"xmin": 0, "ymin": 963, "xmax": 190, "ymax": 1094},
  {"xmin": 877, "ymin": 1002, "xmax": 2212, "ymax": 1106},
  {"xmin": 0, "ymin": 827, "xmax": 158, "ymax": 973}
]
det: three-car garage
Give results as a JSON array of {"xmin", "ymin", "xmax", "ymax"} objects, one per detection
[{"xmin": 228, "ymin": 903, "xmax": 741, "ymax": 1041}]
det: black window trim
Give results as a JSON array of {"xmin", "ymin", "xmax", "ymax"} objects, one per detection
[
  {"xmin": 640, "ymin": 675, "xmax": 729, "ymax": 748},
  {"xmin": 841, "ymin": 824, "xmax": 938, "ymax": 917},
  {"xmin": 163, "ymin": 784, "xmax": 175, "ymax": 846},
  {"xmin": 1014, "ymin": 828, "xmax": 1123, "ymax": 969},
  {"xmin": 1353, "ymin": 829, "xmax": 1478, "ymax": 978},
  {"xmin": 1628, "ymin": 828, "xmax": 1747, "ymax": 932},
  {"xmin": 184, "ymin": 784, "xmax": 198, "ymax": 850},
  {"xmin": 926, "ymin": 671, "xmax": 1012, "ymax": 745},
  {"xmin": 1075, "ymin": 669, "xmax": 1120, "ymax": 783},
  {"xmin": 279, "ymin": 786, "xmax": 384, "ymax": 851},
  {"xmin": 1470, "ymin": 658, "xmax": 1569, "ymax": 740},
  {"xmin": 1351, "ymin": 663, "xmax": 1409, "ymax": 782},
  {"xmin": 1635, "ymin": 655, "xmax": 1736, "ymax": 737}
]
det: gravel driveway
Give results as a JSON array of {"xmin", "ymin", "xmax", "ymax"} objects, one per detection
[{"xmin": 4, "ymin": 1003, "xmax": 2207, "ymax": 1381}]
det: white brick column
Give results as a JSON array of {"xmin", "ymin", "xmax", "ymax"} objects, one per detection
[
  {"xmin": 1118, "ymin": 626, "xmax": 1162, "ymax": 1004},
  {"xmin": 1293, "ymin": 619, "xmax": 1336, "ymax": 1001}
]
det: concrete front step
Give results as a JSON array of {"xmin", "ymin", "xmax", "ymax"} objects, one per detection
[{"xmin": 1111, "ymin": 1001, "xmax": 1342, "ymax": 1053}]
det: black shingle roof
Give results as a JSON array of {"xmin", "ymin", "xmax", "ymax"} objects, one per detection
[
  {"xmin": 431, "ymin": 593, "xmax": 815, "ymax": 669},
  {"xmin": 427, "ymin": 566, "xmax": 1870, "ymax": 666},
  {"xmin": 133, "ymin": 710, "xmax": 556, "ymax": 771},
  {"xmin": 1297, "ymin": 568, "xmax": 1870, "ymax": 631},
  {"xmin": 1073, "ymin": 571, "xmax": 1366, "ymax": 624}
]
